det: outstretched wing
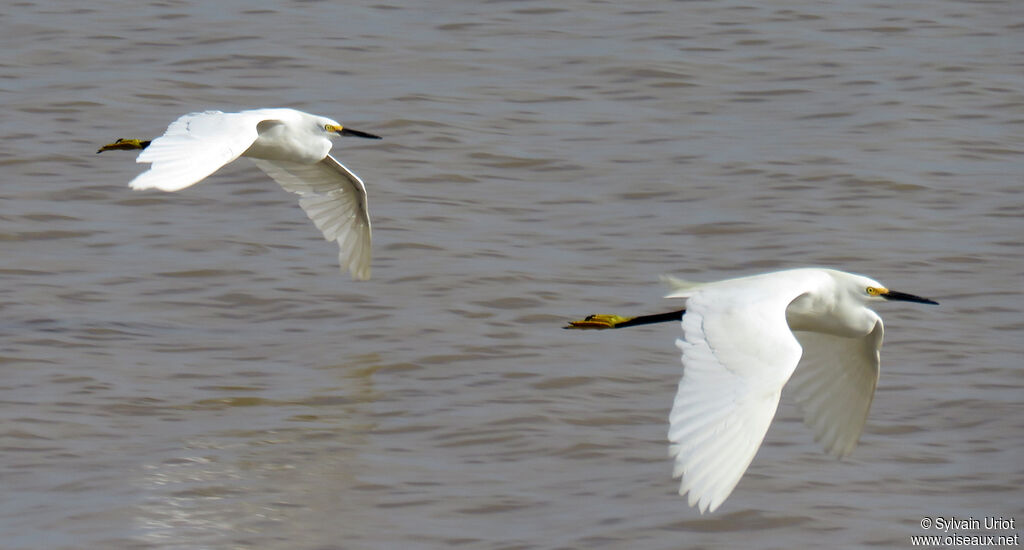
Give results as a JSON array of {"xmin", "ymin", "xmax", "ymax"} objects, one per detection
[
  {"xmin": 668, "ymin": 287, "xmax": 804, "ymax": 514},
  {"xmin": 787, "ymin": 321, "xmax": 882, "ymax": 457},
  {"xmin": 250, "ymin": 154, "xmax": 372, "ymax": 281},
  {"xmin": 130, "ymin": 111, "xmax": 262, "ymax": 192}
]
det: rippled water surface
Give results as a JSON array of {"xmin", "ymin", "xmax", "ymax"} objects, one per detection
[{"xmin": 2, "ymin": 0, "xmax": 1022, "ymax": 548}]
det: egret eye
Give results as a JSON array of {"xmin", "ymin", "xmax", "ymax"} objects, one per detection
[
  {"xmin": 324, "ymin": 123, "xmax": 332, "ymax": 131},
  {"xmin": 866, "ymin": 286, "xmax": 880, "ymax": 296}
]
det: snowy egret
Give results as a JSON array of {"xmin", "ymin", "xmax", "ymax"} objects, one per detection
[
  {"xmin": 98, "ymin": 108, "xmax": 381, "ymax": 280},
  {"xmin": 565, "ymin": 268, "xmax": 938, "ymax": 513}
]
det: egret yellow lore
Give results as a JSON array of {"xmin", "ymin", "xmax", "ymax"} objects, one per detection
[
  {"xmin": 565, "ymin": 267, "xmax": 938, "ymax": 513},
  {"xmin": 98, "ymin": 108, "xmax": 381, "ymax": 280}
]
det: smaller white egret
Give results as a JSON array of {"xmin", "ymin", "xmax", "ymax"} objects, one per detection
[
  {"xmin": 98, "ymin": 108, "xmax": 381, "ymax": 280},
  {"xmin": 565, "ymin": 267, "xmax": 938, "ymax": 513}
]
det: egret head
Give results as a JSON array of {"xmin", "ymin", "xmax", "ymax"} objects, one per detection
[
  {"xmin": 861, "ymin": 278, "xmax": 938, "ymax": 305},
  {"xmin": 833, "ymin": 271, "xmax": 938, "ymax": 305},
  {"xmin": 320, "ymin": 119, "xmax": 381, "ymax": 140}
]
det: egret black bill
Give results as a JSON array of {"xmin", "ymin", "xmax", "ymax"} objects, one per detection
[
  {"xmin": 881, "ymin": 290, "xmax": 939, "ymax": 305},
  {"xmin": 339, "ymin": 127, "xmax": 382, "ymax": 139}
]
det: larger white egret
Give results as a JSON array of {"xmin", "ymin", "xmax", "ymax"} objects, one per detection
[
  {"xmin": 565, "ymin": 267, "xmax": 938, "ymax": 513},
  {"xmin": 98, "ymin": 108, "xmax": 381, "ymax": 280}
]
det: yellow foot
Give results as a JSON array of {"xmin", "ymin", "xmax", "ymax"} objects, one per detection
[
  {"xmin": 564, "ymin": 313, "xmax": 633, "ymax": 330},
  {"xmin": 96, "ymin": 138, "xmax": 150, "ymax": 153}
]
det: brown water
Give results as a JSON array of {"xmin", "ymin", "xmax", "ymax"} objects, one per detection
[{"xmin": 2, "ymin": 1, "xmax": 1022, "ymax": 548}]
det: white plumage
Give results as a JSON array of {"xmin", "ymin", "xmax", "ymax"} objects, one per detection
[
  {"xmin": 115, "ymin": 108, "xmax": 379, "ymax": 280},
  {"xmin": 568, "ymin": 268, "xmax": 937, "ymax": 513}
]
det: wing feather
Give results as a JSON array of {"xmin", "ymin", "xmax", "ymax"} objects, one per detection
[
  {"xmin": 251, "ymin": 155, "xmax": 372, "ymax": 280},
  {"xmin": 130, "ymin": 111, "xmax": 262, "ymax": 192},
  {"xmin": 788, "ymin": 322, "xmax": 882, "ymax": 457},
  {"xmin": 668, "ymin": 287, "xmax": 805, "ymax": 513}
]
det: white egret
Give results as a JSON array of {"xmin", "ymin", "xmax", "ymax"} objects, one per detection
[
  {"xmin": 98, "ymin": 108, "xmax": 381, "ymax": 280},
  {"xmin": 565, "ymin": 267, "xmax": 938, "ymax": 513}
]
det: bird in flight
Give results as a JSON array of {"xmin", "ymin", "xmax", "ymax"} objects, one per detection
[
  {"xmin": 98, "ymin": 108, "xmax": 381, "ymax": 280},
  {"xmin": 565, "ymin": 267, "xmax": 938, "ymax": 513}
]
